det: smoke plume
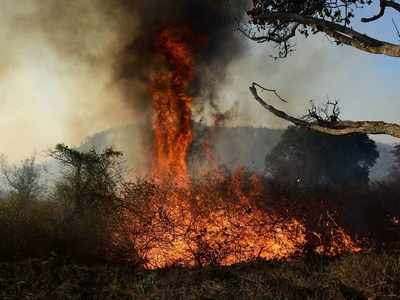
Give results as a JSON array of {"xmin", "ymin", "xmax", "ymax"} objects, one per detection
[
  {"xmin": 115, "ymin": 0, "xmax": 248, "ymax": 118},
  {"xmin": 0, "ymin": 0, "xmax": 249, "ymax": 169},
  {"xmin": 109, "ymin": 0, "xmax": 250, "ymax": 174},
  {"xmin": 1, "ymin": 0, "xmax": 386, "ymax": 174}
]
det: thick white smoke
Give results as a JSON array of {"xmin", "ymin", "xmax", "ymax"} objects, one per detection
[
  {"xmin": 0, "ymin": 0, "xmax": 397, "ymax": 171},
  {"xmin": 0, "ymin": 0, "xmax": 138, "ymax": 162}
]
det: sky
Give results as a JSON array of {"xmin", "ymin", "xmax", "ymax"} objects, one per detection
[
  {"xmin": 208, "ymin": 3, "xmax": 400, "ymax": 144},
  {"xmin": 0, "ymin": 1, "xmax": 399, "ymax": 162}
]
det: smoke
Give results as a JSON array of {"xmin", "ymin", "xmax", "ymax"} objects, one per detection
[
  {"xmin": 203, "ymin": 31, "xmax": 383, "ymax": 172},
  {"xmin": 0, "ymin": 0, "xmax": 139, "ymax": 162},
  {"xmin": 107, "ymin": 0, "xmax": 250, "ymax": 174},
  {"xmin": 0, "ymin": 0, "xmax": 251, "ymax": 176},
  {"xmin": 114, "ymin": 0, "xmax": 249, "ymax": 118},
  {"xmin": 1, "ymin": 0, "xmax": 389, "ymax": 175}
]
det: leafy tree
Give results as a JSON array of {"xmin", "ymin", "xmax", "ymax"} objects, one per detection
[
  {"xmin": 49, "ymin": 144, "xmax": 124, "ymax": 214},
  {"xmin": 0, "ymin": 156, "xmax": 44, "ymax": 203},
  {"xmin": 265, "ymin": 126, "xmax": 379, "ymax": 187}
]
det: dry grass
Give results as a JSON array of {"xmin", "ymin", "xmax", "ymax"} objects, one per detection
[
  {"xmin": 0, "ymin": 253, "xmax": 399, "ymax": 299},
  {"xmin": 0, "ymin": 177, "xmax": 399, "ymax": 299}
]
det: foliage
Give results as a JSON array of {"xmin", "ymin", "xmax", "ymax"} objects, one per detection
[
  {"xmin": 265, "ymin": 126, "xmax": 379, "ymax": 187},
  {"xmin": 249, "ymin": 1, "xmax": 366, "ymax": 28},
  {"xmin": 0, "ymin": 156, "xmax": 44, "ymax": 203},
  {"xmin": 50, "ymin": 144, "xmax": 124, "ymax": 214},
  {"xmin": 0, "ymin": 156, "xmax": 398, "ymax": 266},
  {"xmin": 245, "ymin": 0, "xmax": 377, "ymax": 57},
  {"xmin": 0, "ymin": 144, "xmax": 398, "ymax": 299},
  {"xmin": 0, "ymin": 144, "xmax": 129, "ymax": 263},
  {"xmin": 0, "ymin": 197, "xmax": 120, "ymax": 263}
]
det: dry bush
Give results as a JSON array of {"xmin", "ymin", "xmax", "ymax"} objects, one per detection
[
  {"xmin": 327, "ymin": 253, "xmax": 400, "ymax": 298},
  {"xmin": 0, "ymin": 156, "xmax": 398, "ymax": 268},
  {"xmin": 0, "ymin": 199, "xmax": 61, "ymax": 260},
  {"xmin": 0, "ymin": 196, "xmax": 124, "ymax": 264},
  {"xmin": 113, "ymin": 172, "xmax": 370, "ymax": 269}
]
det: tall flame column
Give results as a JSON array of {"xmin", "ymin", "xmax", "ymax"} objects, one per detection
[{"xmin": 150, "ymin": 26, "xmax": 194, "ymax": 188}]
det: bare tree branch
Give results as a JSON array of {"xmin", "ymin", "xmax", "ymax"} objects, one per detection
[
  {"xmin": 252, "ymin": 82, "xmax": 288, "ymax": 103},
  {"xmin": 249, "ymin": 13, "xmax": 400, "ymax": 57},
  {"xmin": 362, "ymin": 0, "xmax": 400, "ymax": 23},
  {"xmin": 238, "ymin": 23, "xmax": 299, "ymax": 58},
  {"xmin": 385, "ymin": 0, "xmax": 400, "ymax": 12},
  {"xmin": 249, "ymin": 83, "xmax": 400, "ymax": 138},
  {"xmin": 362, "ymin": 0, "xmax": 386, "ymax": 23}
]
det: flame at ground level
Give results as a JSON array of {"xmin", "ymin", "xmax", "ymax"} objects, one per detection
[
  {"xmin": 112, "ymin": 26, "xmax": 362, "ymax": 269},
  {"xmin": 115, "ymin": 170, "xmax": 362, "ymax": 269}
]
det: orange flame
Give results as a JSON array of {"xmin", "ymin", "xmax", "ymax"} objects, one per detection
[
  {"xmin": 115, "ymin": 25, "xmax": 363, "ymax": 269},
  {"xmin": 150, "ymin": 26, "xmax": 194, "ymax": 188}
]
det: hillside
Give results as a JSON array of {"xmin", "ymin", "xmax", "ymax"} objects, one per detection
[{"xmin": 80, "ymin": 125, "xmax": 395, "ymax": 180}]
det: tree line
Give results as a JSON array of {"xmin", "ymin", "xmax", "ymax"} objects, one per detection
[{"xmin": 0, "ymin": 132, "xmax": 399, "ymax": 263}]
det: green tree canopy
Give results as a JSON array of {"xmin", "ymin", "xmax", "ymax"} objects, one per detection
[
  {"xmin": 50, "ymin": 144, "xmax": 123, "ymax": 213},
  {"xmin": 265, "ymin": 126, "xmax": 379, "ymax": 187}
]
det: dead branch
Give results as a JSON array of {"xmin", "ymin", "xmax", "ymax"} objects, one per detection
[
  {"xmin": 252, "ymin": 83, "xmax": 288, "ymax": 103},
  {"xmin": 249, "ymin": 13, "xmax": 400, "ymax": 57},
  {"xmin": 249, "ymin": 83, "xmax": 400, "ymax": 138},
  {"xmin": 362, "ymin": 0, "xmax": 400, "ymax": 23}
]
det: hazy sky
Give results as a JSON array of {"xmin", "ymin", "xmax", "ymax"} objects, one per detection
[
  {"xmin": 0, "ymin": 1, "xmax": 399, "ymax": 162},
  {"xmin": 219, "ymin": 3, "xmax": 400, "ymax": 144},
  {"xmin": 0, "ymin": 0, "xmax": 136, "ymax": 162}
]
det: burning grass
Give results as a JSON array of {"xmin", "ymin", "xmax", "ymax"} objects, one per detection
[
  {"xmin": 0, "ymin": 47, "xmax": 372, "ymax": 272},
  {"xmin": 113, "ymin": 171, "xmax": 363, "ymax": 269},
  {"xmin": 113, "ymin": 24, "xmax": 363, "ymax": 269},
  {"xmin": 0, "ymin": 24, "xmax": 397, "ymax": 294}
]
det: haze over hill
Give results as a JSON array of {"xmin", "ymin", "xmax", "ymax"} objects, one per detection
[{"xmin": 79, "ymin": 125, "xmax": 395, "ymax": 181}]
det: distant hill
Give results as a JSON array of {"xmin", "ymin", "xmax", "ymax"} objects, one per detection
[
  {"xmin": 78, "ymin": 124, "xmax": 283, "ymax": 176},
  {"xmin": 191, "ymin": 124, "xmax": 283, "ymax": 173},
  {"xmin": 79, "ymin": 124, "xmax": 395, "ymax": 180}
]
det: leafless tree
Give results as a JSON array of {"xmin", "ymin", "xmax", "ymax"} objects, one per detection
[
  {"xmin": 249, "ymin": 83, "xmax": 400, "ymax": 138},
  {"xmin": 241, "ymin": 1, "xmax": 400, "ymax": 138}
]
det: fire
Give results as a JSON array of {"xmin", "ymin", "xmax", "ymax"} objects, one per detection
[
  {"xmin": 124, "ymin": 172, "xmax": 307, "ymax": 269},
  {"xmin": 114, "ymin": 25, "xmax": 363, "ymax": 269},
  {"xmin": 150, "ymin": 26, "xmax": 194, "ymax": 189}
]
